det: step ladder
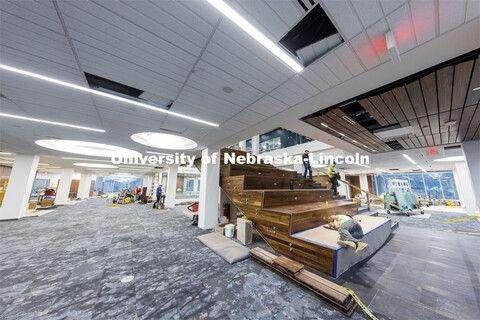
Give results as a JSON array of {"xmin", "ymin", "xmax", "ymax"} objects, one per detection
[
  {"xmin": 117, "ymin": 191, "xmax": 126, "ymax": 204},
  {"xmin": 148, "ymin": 172, "xmax": 161, "ymax": 202}
]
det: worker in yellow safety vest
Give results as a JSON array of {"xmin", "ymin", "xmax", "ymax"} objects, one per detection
[
  {"xmin": 328, "ymin": 215, "xmax": 369, "ymax": 255},
  {"xmin": 328, "ymin": 161, "xmax": 339, "ymax": 196}
]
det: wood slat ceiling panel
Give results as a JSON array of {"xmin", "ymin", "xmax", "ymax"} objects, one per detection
[
  {"xmin": 368, "ymin": 96, "xmax": 397, "ymax": 124},
  {"xmin": 428, "ymin": 114, "xmax": 440, "ymax": 134},
  {"xmin": 425, "ymin": 134, "xmax": 435, "ymax": 145},
  {"xmin": 452, "ymin": 60, "xmax": 474, "ymax": 110},
  {"xmin": 420, "ymin": 72, "xmax": 438, "ymax": 115},
  {"xmin": 448, "ymin": 131, "xmax": 458, "ymax": 144},
  {"xmin": 392, "ymin": 86, "xmax": 417, "ymax": 120},
  {"xmin": 464, "ymin": 125, "xmax": 478, "ymax": 141},
  {"xmin": 405, "ymin": 80, "xmax": 427, "ymax": 118},
  {"xmin": 331, "ymin": 109, "xmax": 364, "ymax": 133},
  {"xmin": 433, "ymin": 133, "xmax": 441, "ymax": 145},
  {"xmin": 380, "ymin": 91, "xmax": 407, "ymax": 122},
  {"xmin": 441, "ymin": 132, "xmax": 449, "ymax": 144},
  {"xmin": 449, "ymin": 108, "xmax": 463, "ymax": 132},
  {"xmin": 436, "ymin": 65, "xmax": 454, "ymax": 113},
  {"xmin": 357, "ymin": 99, "xmax": 389, "ymax": 126},
  {"xmin": 465, "ymin": 58, "xmax": 480, "ymax": 106},
  {"xmin": 417, "ymin": 117, "xmax": 432, "ymax": 136}
]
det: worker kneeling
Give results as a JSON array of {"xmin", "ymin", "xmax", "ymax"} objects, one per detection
[{"xmin": 328, "ymin": 215, "xmax": 369, "ymax": 256}]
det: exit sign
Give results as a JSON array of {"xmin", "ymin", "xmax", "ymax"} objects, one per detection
[{"xmin": 426, "ymin": 149, "xmax": 438, "ymax": 155}]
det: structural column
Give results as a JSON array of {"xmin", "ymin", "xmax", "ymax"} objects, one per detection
[
  {"xmin": 359, "ymin": 174, "xmax": 369, "ymax": 196},
  {"xmin": 77, "ymin": 173, "xmax": 92, "ymax": 199},
  {"xmin": 251, "ymin": 135, "xmax": 260, "ymax": 155},
  {"xmin": 56, "ymin": 168, "xmax": 74, "ymax": 205},
  {"xmin": 143, "ymin": 175, "xmax": 153, "ymax": 195},
  {"xmin": 0, "ymin": 154, "xmax": 39, "ymax": 220},
  {"xmin": 339, "ymin": 172, "xmax": 349, "ymax": 198},
  {"xmin": 462, "ymin": 140, "xmax": 479, "ymax": 209},
  {"xmin": 164, "ymin": 165, "xmax": 178, "ymax": 208},
  {"xmin": 455, "ymin": 161, "xmax": 477, "ymax": 214},
  {"xmin": 198, "ymin": 148, "xmax": 220, "ymax": 229}
]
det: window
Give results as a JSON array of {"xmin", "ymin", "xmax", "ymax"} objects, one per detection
[
  {"xmin": 373, "ymin": 171, "xmax": 459, "ymax": 200},
  {"xmin": 95, "ymin": 177, "xmax": 144, "ymax": 194},
  {"xmin": 31, "ymin": 179, "xmax": 50, "ymax": 200},
  {"xmin": 259, "ymin": 128, "xmax": 312, "ymax": 154}
]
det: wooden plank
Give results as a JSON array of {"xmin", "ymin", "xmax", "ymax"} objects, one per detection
[
  {"xmin": 437, "ymin": 65, "xmax": 454, "ymax": 113},
  {"xmin": 273, "ymin": 256, "xmax": 304, "ymax": 274},
  {"xmin": 358, "ymin": 98, "xmax": 389, "ymax": 126},
  {"xmin": 243, "ymin": 176, "xmax": 313, "ymax": 190},
  {"xmin": 417, "ymin": 117, "xmax": 432, "ymax": 136},
  {"xmin": 262, "ymin": 189, "xmax": 333, "ymax": 208},
  {"xmin": 392, "ymin": 86, "xmax": 417, "ymax": 120},
  {"xmin": 454, "ymin": 105, "xmax": 477, "ymax": 142},
  {"xmin": 369, "ymin": 96, "xmax": 397, "ymax": 124},
  {"xmin": 380, "ymin": 91, "xmax": 406, "ymax": 122},
  {"xmin": 452, "ymin": 60, "xmax": 474, "ymax": 110},
  {"xmin": 405, "ymin": 80, "xmax": 427, "ymax": 118},
  {"xmin": 420, "ymin": 72, "xmax": 438, "ymax": 115},
  {"xmin": 465, "ymin": 58, "xmax": 480, "ymax": 106},
  {"xmin": 428, "ymin": 114, "xmax": 440, "ymax": 134}
]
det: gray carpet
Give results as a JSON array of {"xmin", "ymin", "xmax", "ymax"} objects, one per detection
[{"xmin": 0, "ymin": 198, "xmax": 478, "ymax": 320}]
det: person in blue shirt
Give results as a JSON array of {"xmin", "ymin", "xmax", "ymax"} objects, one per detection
[{"xmin": 156, "ymin": 185, "xmax": 163, "ymax": 203}]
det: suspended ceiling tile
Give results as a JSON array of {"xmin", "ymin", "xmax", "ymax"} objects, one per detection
[
  {"xmin": 438, "ymin": 0, "xmax": 466, "ymax": 34},
  {"xmin": 350, "ymin": 0, "xmax": 383, "ymax": 28},
  {"xmin": 409, "ymin": 0, "xmax": 436, "ymax": 45},
  {"xmin": 334, "ymin": 44, "xmax": 365, "ymax": 76},
  {"xmin": 379, "ymin": 0, "xmax": 406, "ymax": 15},
  {"xmin": 264, "ymin": 0, "xmax": 303, "ymax": 27},
  {"xmin": 386, "ymin": 4, "xmax": 416, "ymax": 54},
  {"xmin": 466, "ymin": 0, "xmax": 480, "ymax": 21},
  {"xmin": 234, "ymin": 108, "xmax": 267, "ymax": 125},
  {"xmin": 291, "ymin": 75, "xmax": 321, "ymax": 97},
  {"xmin": 308, "ymin": 60, "xmax": 341, "ymax": 87},
  {"xmin": 300, "ymin": 69, "xmax": 330, "ymax": 92},
  {"xmin": 349, "ymin": 32, "xmax": 381, "ymax": 70},
  {"xmin": 248, "ymin": 95, "xmax": 290, "ymax": 117},
  {"xmin": 322, "ymin": 53, "xmax": 352, "ymax": 82},
  {"xmin": 322, "ymin": 0, "xmax": 362, "ymax": 40}
]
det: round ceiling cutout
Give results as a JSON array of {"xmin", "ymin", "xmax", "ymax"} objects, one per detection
[
  {"xmin": 130, "ymin": 132, "xmax": 197, "ymax": 150},
  {"xmin": 73, "ymin": 163, "xmax": 118, "ymax": 169},
  {"xmin": 35, "ymin": 140, "xmax": 141, "ymax": 158}
]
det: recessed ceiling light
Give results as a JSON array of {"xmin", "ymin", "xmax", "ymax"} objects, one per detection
[
  {"xmin": 204, "ymin": 0, "xmax": 303, "ymax": 73},
  {"xmin": 444, "ymin": 120, "xmax": 457, "ymax": 126},
  {"xmin": 0, "ymin": 112, "xmax": 105, "ymax": 132},
  {"xmin": 354, "ymin": 163, "xmax": 371, "ymax": 168},
  {"xmin": 0, "ymin": 64, "xmax": 219, "ymax": 127},
  {"xmin": 321, "ymin": 123, "xmax": 328, "ymax": 127},
  {"xmin": 0, "ymin": 152, "xmax": 12, "ymax": 155},
  {"xmin": 146, "ymin": 151, "xmax": 173, "ymax": 156},
  {"xmin": 35, "ymin": 140, "xmax": 141, "ymax": 158},
  {"xmin": 222, "ymin": 86, "xmax": 233, "ymax": 93},
  {"xmin": 473, "ymin": 86, "xmax": 480, "ymax": 91},
  {"xmin": 352, "ymin": 140, "xmax": 358, "ymax": 143},
  {"xmin": 433, "ymin": 156, "xmax": 465, "ymax": 162},
  {"xmin": 376, "ymin": 168, "xmax": 393, "ymax": 174},
  {"xmin": 61, "ymin": 157, "xmax": 112, "ymax": 162},
  {"xmin": 363, "ymin": 145, "xmax": 368, "ymax": 148},
  {"xmin": 131, "ymin": 132, "xmax": 197, "ymax": 150},
  {"xmin": 339, "ymin": 133, "xmax": 345, "ymax": 136},
  {"xmin": 402, "ymin": 153, "xmax": 417, "ymax": 165},
  {"xmin": 74, "ymin": 163, "xmax": 118, "ymax": 168}
]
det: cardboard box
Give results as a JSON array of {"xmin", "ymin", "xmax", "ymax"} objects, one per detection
[
  {"xmin": 236, "ymin": 218, "xmax": 253, "ymax": 245},
  {"xmin": 214, "ymin": 222, "xmax": 230, "ymax": 235},
  {"xmin": 28, "ymin": 202, "xmax": 37, "ymax": 210},
  {"xmin": 155, "ymin": 204, "xmax": 164, "ymax": 209},
  {"xmin": 41, "ymin": 199, "xmax": 54, "ymax": 207}
]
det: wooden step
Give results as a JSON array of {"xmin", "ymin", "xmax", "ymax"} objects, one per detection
[
  {"xmin": 221, "ymin": 164, "xmax": 297, "ymax": 178},
  {"xmin": 221, "ymin": 175, "xmax": 313, "ymax": 190},
  {"xmin": 262, "ymin": 189, "xmax": 333, "ymax": 209}
]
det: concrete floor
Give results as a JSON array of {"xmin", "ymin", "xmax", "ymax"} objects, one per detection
[{"xmin": 0, "ymin": 198, "xmax": 478, "ymax": 320}]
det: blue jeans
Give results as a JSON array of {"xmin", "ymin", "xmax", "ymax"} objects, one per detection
[
  {"xmin": 303, "ymin": 164, "xmax": 312, "ymax": 179},
  {"xmin": 339, "ymin": 220, "xmax": 364, "ymax": 243},
  {"xmin": 330, "ymin": 177, "xmax": 338, "ymax": 194}
]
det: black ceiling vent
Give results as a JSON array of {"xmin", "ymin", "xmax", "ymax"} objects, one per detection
[
  {"xmin": 340, "ymin": 101, "xmax": 383, "ymax": 132},
  {"xmin": 388, "ymin": 168, "xmax": 399, "ymax": 171},
  {"xmin": 385, "ymin": 140, "xmax": 404, "ymax": 150},
  {"xmin": 279, "ymin": 4, "xmax": 339, "ymax": 57},
  {"xmin": 85, "ymin": 73, "xmax": 143, "ymax": 98},
  {"xmin": 444, "ymin": 145, "xmax": 461, "ymax": 150}
]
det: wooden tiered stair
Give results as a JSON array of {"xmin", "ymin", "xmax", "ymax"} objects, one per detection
[{"xmin": 219, "ymin": 149, "xmax": 359, "ymax": 277}]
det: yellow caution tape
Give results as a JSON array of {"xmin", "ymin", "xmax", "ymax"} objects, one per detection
[{"xmin": 342, "ymin": 286, "xmax": 379, "ymax": 320}]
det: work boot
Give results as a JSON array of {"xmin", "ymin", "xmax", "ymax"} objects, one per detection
[
  {"xmin": 337, "ymin": 240, "xmax": 356, "ymax": 250},
  {"xmin": 355, "ymin": 242, "xmax": 369, "ymax": 256}
]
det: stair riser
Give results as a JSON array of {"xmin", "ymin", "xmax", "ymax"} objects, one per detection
[
  {"xmin": 222, "ymin": 176, "xmax": 313, "ymax": 190},
  {"xmin": 263, "ymin": 190, "xmax": 333, "ymax": 208},
  {"xmin": 222, "ymin": 165, "xmax": 297, "ymax": 178}
]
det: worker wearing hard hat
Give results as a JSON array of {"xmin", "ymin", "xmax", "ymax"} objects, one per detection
[
  {"xmin": 302, "ymin": 149, "xmax": 312, "ymax": 179},
  {"xmin": 328, "ymin": 161, "xmax": 339, "ymax": 196}
]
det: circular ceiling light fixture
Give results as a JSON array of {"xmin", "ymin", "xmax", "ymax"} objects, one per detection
[
  {"xmin": 131, "ymin": 132, "xmax": 197, "ymax": 150},
  {"xmin": 74, "ymin": 163, "xmax": 118, "ymax": 168},
  {"xmin": 35, "ymin": 140, "xmax": 141, "ymax": 158}
]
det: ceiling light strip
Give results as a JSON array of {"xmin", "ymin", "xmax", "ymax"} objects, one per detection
[
  {"xmin": 0, "ymin": 64, "xmax": 219, "ymax": 127},
  {"xmin": 402, "ymin": 153, "xmax": 417, "ymax": 165},
  {"xmin": 0, "ymin": 112, "xmax": 105, "ymax": 132},
  {"xmin": 204, "ymin": 0, "xmax": 303, "ymax": 73}
]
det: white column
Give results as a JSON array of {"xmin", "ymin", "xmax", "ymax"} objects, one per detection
[
  {"xmin": 455, "ymin": 161, "xmax": 477, "ymax": 214},
  {"xmin": 143, "ymin": 175, "xmax": 153, "ymax": 195},
  {"xmin": 164, "ymin": 165, "xmax": 178, "ymax": 208},
  {"xmin": 339, "ymin": 172, "xmax": 349, "ymax": 198},
  {"xmin": 251, "ymin": 135, "xmax": 260, "ymax": 155},
  {"xmin": 77, "ymin": 173, "xmax": 92, "ymax": 199},
  {"xmin": 239, "ymin": 140, "xmax": 246, "ymax": 151},
  {"xmin": 359, "ymin": 174, "xmax": 369, "ymax": 196},
  {"xmin": 0, "ymin": 154, "xmax": 39, "ymax": 220},
  {"xmin": 462, "ymin": 140, "xmax": 479, "ymax": 208},
  {"xmin": 56, "ymin": 168, "xmax": 74, "ymax": 205},
  {"xmin": 198, "ymin": 148, "xmax": 220, "ymax": 229}
]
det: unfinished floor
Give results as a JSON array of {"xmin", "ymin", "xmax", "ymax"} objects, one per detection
[{"xmin": 0, "ymin": 198, "xmax": 478, "ymax": 320}]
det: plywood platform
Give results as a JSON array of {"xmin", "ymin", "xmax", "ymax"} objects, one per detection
[{"xmin": 292, "ymin": 216, "xmax": 392, "ymax": 278}]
